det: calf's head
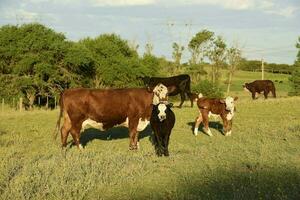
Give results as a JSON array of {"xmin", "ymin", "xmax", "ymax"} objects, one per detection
[
  {"xmin": 152, "ymin": 83, "xmax": 175, "ymax": 105},
  {"xmin": 220, "ymin": 96, "xmax": 238, "ymax": 112},
  {"xmin": 243, "ymin": 83, "xmax": 250, "ymax": 92},
  {"xmin": 153, "ymin": 103, "xmax": 173, "ymax": 122}
]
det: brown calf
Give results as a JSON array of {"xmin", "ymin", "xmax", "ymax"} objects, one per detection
[{"xmin": 194, "ymin": 94, "xmax": 238, "ymax": 136}]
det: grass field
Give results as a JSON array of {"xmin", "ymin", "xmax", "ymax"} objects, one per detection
[
  {"xmin": 0, "ymin": 71, "xmax": 299, "ymax": 200},
  {"xmin": 0, "ymin": 95, "xmax": 300, "ymax": 200}
]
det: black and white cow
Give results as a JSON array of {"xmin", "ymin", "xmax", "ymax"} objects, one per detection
[{"xmin": 150, "ymin": 102, "xmax": 175, "ymax": 156}]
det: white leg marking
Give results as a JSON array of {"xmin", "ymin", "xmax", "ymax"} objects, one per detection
[
  {"xmin": 79, "ymin": 144, "xmax": 83, "ymax": 150},
  {"xmin": 206, "ymin": 128, "xmax": 213, "ymax": 136},
  {"xmin": 225, "ymin": 130, "xmax": 232, "ymax": 136},
  {"xmin": 194, "ymin": 127, "xmax": 198, "ymax": 136}
]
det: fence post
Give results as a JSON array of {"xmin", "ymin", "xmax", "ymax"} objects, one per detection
[
  {"xmin": 19, "ymin": 97, "xmax": 23, "ymax": 112},
  {"xmin": 38, "ymin": 97, "xmax": 40, "ymax": 106},
  {"xmin": 46, "ymin": 95, "xmax": 49, "ymax": 110},
  {"xmin": 54, "ymin": 96, "xmax": 57, "ymax": 109},
  {"xmin": 1, "ymin": 98, "xmax": 4, "ymax": 112}
]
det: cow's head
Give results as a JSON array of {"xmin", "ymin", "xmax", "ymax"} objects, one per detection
[
  {"xmin": 152, "ymin": 83, "xmax": 168, "ymax": 105},
  {"xmin": 153, "ymin": 102, "xmax": 173, "ymax": 122},
  {"xmin": 243, "ymin": 83, "xmax": 250, "ymax": 91},
  {"xmin": 220, "ymin": 96, "xmax": 238, "ymax": 112}
]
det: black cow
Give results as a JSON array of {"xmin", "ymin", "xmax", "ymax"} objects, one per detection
[
  {"xmin": 150, "ymin": 102, "xmax": 175, "ymax": 156},
  {"xmin": 142, "ymin": 74, "xmax": 193, "ymax": 108},
  {"xmin": 243, "ymin": 80, "xmax": 276, "ymax": 99}
]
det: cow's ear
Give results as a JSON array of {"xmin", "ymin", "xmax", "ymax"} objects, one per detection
[
  {"xmin": 220, "ymin": 99, "xmax": 225, "ymax": 104},
  {"xmin": 147, "ymin": 86, "xmax": 152, "ymax": 92},
  {"xmin": 167, "ymin": 103, "xmax": 173, "ymax": 108},
  {"xmin": 234, "ymin": 96, "xmax": 238, "ymax": 101}
]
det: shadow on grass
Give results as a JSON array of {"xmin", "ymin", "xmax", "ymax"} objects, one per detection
[
  {"xmin": 79, "ymin": 125, "xmax": 153, "ymax": 147},
  {"xmin": 170, "ymin": 166, "xmax": 300, "ymax": 200},
  {"xmin": 187, "ymin": 121, "xmax": 224, "ymax": 135}
]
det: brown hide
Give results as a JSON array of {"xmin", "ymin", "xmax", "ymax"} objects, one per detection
[{"xmin": 58, "ymin": 88, "xmax": 154, "ymax": 150}]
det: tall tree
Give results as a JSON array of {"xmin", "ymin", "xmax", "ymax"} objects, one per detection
[
  {"xmin": 172, "ymin": 42, "xmax": 184, "ymax": 66},
  {"xmin": 188, "ymin": 29, "xmax": 214, "ymax": 65},
  {"xmin": 226, "ymin": 46, "xmax": 242, "ymax": 94},
  {"xmin": 208, "ymin": 36, "xmax": 227, "ymax": 84},
  {"xmin": 289, "ymin": 37, "xmax": 300, "ymax": 96}
]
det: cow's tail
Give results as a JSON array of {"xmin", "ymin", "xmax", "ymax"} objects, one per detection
[{"xmin": 53, "ymin": 92, "xmax": 64, "ymax": 140}]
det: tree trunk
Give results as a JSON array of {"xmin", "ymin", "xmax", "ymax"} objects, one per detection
[{"xmin": 227, "ymin": 72, "xmax": 233, "ymax": 95}]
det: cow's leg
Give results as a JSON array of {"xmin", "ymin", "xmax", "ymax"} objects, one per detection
[
  {"xmin": 70, "ymin": 122, "xmax": 83, "ymax": 150},
  {"xmin": 263, "ymin": 90, "xmax": 269, "ymax": 99},
  {"xmin": 155, "ymin": 134, "xmax": 163, "ymax": 156},
  {"xmin": 187, "ymin": 93, "xmax": 194, "ymax": 107},
  {"xmin": 251, "ymin": 92, "xmax": 256, "ymax": 100},
  {"xmin": 271, "ymin": 88, "xmax": 276, "ymax": 98},
  {"xmin": 178, "ymin": 92, "xmax": 185, "ymax": 108},
  {"xmin": 194, "ymin": 114, "xmax": 203, "ymax": 136},
  {"xmin": 61, "ymin": 111, "xmax": 71, "ymax": 148},
  {"xmin": 202, "ymin": 112, "xmax": 212, "ymax": 136},
  {"xmin": 128, "ymin": 118, "xmax": 139, "ymax": 150},
  {"xmin": 222, "ymin": 115, "xmax": 231, "ymax": 136},
  {"xmin": 163, "ymin": 133, "xmax": 170, "ymax": 156}
]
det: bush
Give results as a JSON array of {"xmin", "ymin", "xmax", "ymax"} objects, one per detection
[{"xmin": 191, "ymin": 79, "xmax": 224, "ymax": 98}]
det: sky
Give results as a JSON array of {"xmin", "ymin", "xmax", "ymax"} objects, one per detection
[{"xmin": 0, "ymin": 0, "xmax": 299, "ymax": 64}]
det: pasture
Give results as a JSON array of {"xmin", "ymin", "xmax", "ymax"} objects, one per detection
[{"xmin": 0, "ymin": 94, "xmax": 299, "ymax": 199}]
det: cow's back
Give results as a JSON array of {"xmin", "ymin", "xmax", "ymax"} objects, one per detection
[
  {"xmin": 61, "ymin": 88, "xmax": 153, "ymax": 126},
  {"xmin": 251, "ymin": 80, "xmax": 274, "ymax": 91},
  {"xmin": 148, "ymin": 74, "xmax": 190, "ymax": 87}
]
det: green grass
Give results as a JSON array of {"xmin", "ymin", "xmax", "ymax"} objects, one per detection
[{"xmin": 0, "ymin": 95, "xmax": 300, "ymax": 199}]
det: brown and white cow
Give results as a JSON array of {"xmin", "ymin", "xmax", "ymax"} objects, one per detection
[
  {"xmin": 193, "ymin": 94, "xmax": 238, "ymax": 136},
  {"xmin": 54, "ymin": 84, "xmax": 170, "ymax": 150}
]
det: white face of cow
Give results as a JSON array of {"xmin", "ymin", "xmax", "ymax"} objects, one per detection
[
  {"xmin": 157, "ymin": 104, "xmax": 167, "ymax": 122},
  {"xmin": 225, "ymin": 96, "xmax": 235, "ymax": 112},
  {"xmin": 152, "ymin": 83, "xmax": 168, "ymax": 105}
]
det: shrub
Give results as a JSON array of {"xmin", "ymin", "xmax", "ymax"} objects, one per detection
[{"xmin": 191, "ymin": 79, "xmax": 224, "ymax": 98}]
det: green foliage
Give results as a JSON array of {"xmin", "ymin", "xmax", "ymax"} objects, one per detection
[
  {"xmin": 188, "ymin": 29, "xmax": 214, "ymax": 64},
  {"xmin": 192, "ymin": 79, "xmax": 224, "ymax": 98},
  {"xmin": 80, "ymin": 34, "xmax": 150, "ymax": 88},
  {"xmin": 239, "ymin": 59, "xmax": 294, "ymax": 74},
  {"xmin": 172, "ymin": 42, "xmax": 184, "ymax": 66},
  {"xmin": 289, "ymin": 37, "xmax": 300, "ymax": 96}
]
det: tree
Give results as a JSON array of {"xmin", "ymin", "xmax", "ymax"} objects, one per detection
[
  {"xmin": 188, "ymin": 29, "xmax": 214, "ymax": 65},
  {"xmin": 226, "ymin": 46, "xmax": 242, "ymax": 94},
  {"xmin": 207, "ymin": 36, "xmax": 227, "ymax": 84},
  {"xmin": 80, "ymin": 34, "xmax": 151, "ymax": 88},
  {"xmin": 172, "ymin": 42, "xmax": 184, "ymax": 66},
  {"xmin": 145, "ymin": 42, "xmax": 154, "ymax": 56},
  {"xmin": 289, "ymin": 37, "xmax": 300, "ymax": 96}
]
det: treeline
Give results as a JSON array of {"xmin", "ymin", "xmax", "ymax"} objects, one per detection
[
  {"xmin": 239, "ymin": 59, "xmax": 294, "ymax": 74},
  {"xmin": 0, "ymin": 23, "xmax": 298, "ymax": 109},
  {"xmin": 0, "ymin": 23, "xmax": 167, "ymax": 108}
]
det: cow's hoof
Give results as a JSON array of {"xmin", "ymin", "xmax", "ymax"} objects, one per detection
[
  {"xmin": 194, "ymin": 128, "xmax": 198, "ymax": 136},
  {"xmin": 78, "ymin": 144, "xmax": 84, "ymax": 150},
  {"xmin": 129, "ymin": 145, "xmax": 138, "ymax": 150},
  {"xmin": 206, "ymin": 129, "xmax": 213, "ymax": 136},
  {"xmin": 225, "ymin": 131, "xmax": 232, "ymax": 136}
]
